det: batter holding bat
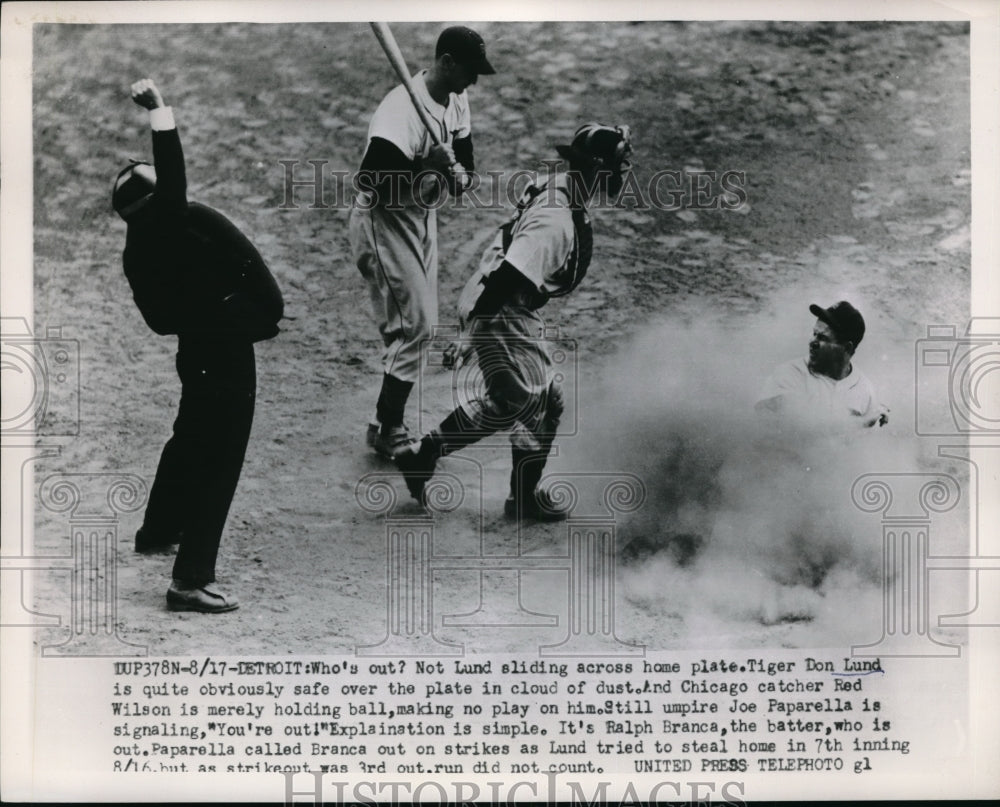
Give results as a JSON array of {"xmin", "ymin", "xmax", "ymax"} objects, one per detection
[
  {"xmin": 397, "ymin": 123, "xmax": 634, "ymax": 520},
  {"xmin": 351, "ymin": 24, "xmax": 496, "ymax": 459}
]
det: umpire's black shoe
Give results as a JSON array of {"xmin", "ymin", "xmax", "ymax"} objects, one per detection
[
  {"xmin": 135, "ymin": 527, "xmax": 181, "ymax": 554},
  {"xmin": 395, "ymin": 438, "xmax": 437, "ymax": 504},
  {"xmin": 504, "ymin": 488, "xmax": 570, "ymax": 522},
  {"xmin": 166, "ymin": 581, "xmax": 240, "ymax": 613}
]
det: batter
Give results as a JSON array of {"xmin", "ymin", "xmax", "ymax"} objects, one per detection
[{"xmin": 350, "ymin": 25, "xmax": 495, "ymax": 459}]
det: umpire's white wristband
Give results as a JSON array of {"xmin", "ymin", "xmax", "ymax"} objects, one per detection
[{"xmin": 149, "ymin": 106, "xmax": 176, "ymax": 131}]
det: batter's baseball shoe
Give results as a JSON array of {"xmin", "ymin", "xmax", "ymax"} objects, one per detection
[
  {"xmin": 135, "ymin": 526, "xmax": 181, "ymax": 554},
  {"xmin": 368, "ymin": 423, "xmax": 417, "ymax": 460},
  {"xmin": 395, "ymin": 439, "xmax": 437, "ymax": 505},
  {"xmin": 166, "ymin": 580, "xmax": 239, "ymax": 613},
  {"xmin": 504, "ymin": 488, "xmax": 570, "ymax": 522}
]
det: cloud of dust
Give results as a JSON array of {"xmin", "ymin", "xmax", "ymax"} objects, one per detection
[{"xmin": 557, "ymin": 271, "xmax": 957, "ymax": 641}]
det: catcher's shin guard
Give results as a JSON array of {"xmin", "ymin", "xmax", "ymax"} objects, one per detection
[
  {"xmin": 397, "ymin": 402, "xmax": 501, "ymax": 505},
  {"xmin": 510, "ymin": 447, "xmax": 548, "ymax": 502},
  {"xmin": 427, "ymin": 402, "xmax": 498, "ymax": 458},
  {"xmin": 508, "ymin": 381, "xmax": 564, "ymax": 503},
  {"xmin": 395, "ymin": 437, "xmax": 437, "ymax": 504},
  {"xmin": 507, "ymin": 442, "xmax": 568, "ymax": 521}
]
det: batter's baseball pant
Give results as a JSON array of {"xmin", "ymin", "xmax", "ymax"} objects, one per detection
[{"xmin": 350, "ymin": 202, "xmax": 438, "ymax": 385}]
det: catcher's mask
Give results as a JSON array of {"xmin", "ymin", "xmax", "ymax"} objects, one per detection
[
  {"xmin": 112, "ymin": 160, "xmax": 156, "ymax": 219},
  {"xmin": 556, "ymin": 122, "xmax": 633, "ymax": 196}
]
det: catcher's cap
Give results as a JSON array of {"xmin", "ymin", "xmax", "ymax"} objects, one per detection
[
  {"xmin": 556, "ymin": 122, "xmax": 633, "ymax": 171},
  {"xmin": 810, "ymin": 301, "xmax": 865, "ymax": 348},
  {"xmin": 436, "ymin": 26, "xmax": 495, "ymax": 75},
  {"xmin": 112, "ymin": 160, "xmax": 156, "ymax": 219}
]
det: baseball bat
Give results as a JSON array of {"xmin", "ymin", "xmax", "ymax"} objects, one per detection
[{"xmin": 369, "ymin": 22, "xmax": 444, "ymax": 147}]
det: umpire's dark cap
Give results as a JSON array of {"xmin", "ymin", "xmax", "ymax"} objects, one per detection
[
  {"xmin": 113, "ymin": 160, "xmax": 156, "ymax": 219},
  {"xmin": 436, "ymin": 26, "xmax": 496, "ymax": 75},
  {"xmin": 809, "ymin": 301, "xmax": 866, "ymax": 348}
]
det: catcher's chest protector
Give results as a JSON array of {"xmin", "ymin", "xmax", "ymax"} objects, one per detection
[{"xmin": 499, "ymin": 183, "xmax": 593, "ymax": 298}]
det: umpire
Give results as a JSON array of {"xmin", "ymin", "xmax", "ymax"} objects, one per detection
[{"xmin": 113, "ymin": 78, "xmax": 284, "ymax": 613}]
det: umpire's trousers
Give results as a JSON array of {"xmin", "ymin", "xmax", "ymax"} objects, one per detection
[{"xmin": 141, "ymin": 334, "xmax": 256, "ymax": 586}]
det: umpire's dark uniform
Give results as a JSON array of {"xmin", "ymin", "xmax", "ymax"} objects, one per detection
[{"xmin": 114, "ymin": 102, "xmax": 283, "ymax": 612}]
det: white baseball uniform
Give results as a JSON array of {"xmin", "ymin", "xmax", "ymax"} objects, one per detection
[
  {"xmin": 457, "ymin": 172, "xmax": 589, "ymax": 419},
  {"xmin": 757, "ymin": 358, "xmax": 888, "ymax": 429},
  {"xmin": 350, "ymin": 70, "xmax": 471, "ymax": 383}
]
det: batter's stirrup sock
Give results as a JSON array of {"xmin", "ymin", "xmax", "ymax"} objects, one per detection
[
  {"xmin": 375, "ymin": 373, "xmax": 413, "ymax": 429},
  {"xmin": 429, "ymin": 406, "xmax": 490, "ymax": 458}
]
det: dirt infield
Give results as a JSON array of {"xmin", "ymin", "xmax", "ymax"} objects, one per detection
[{"xmin": 29, "ymin": 21, "xmax": 970, "ymax": 655}]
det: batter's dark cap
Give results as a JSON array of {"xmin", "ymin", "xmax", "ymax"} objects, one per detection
[
  {"xmin": 810, "ymin": 300, "xmax": 866, "ymax": 348},
  {"xmin": 436, "ymin": 26, "xmax": 495, "ymax": 75}
]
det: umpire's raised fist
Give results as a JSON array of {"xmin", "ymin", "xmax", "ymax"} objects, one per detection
[{"xmin": 131, "ymin": 78, "xmax": 165, "ymax": 110}]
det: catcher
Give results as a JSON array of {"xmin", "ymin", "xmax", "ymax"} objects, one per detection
[{"xmin": 397, "ymin": 122, "xmax": 633, "ymax": 520}]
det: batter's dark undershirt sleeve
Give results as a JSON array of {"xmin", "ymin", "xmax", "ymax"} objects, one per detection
[
  {"xmin": 359, "ymin": 136, "xmax": 433, "ymax": 205},
  {"xmin": 453, "ymin": 135, "xmax": 474, "ymax": 173},
  {"xmin": 359, "ymin": 136, "xmax": 421, "ymax": 174}
]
